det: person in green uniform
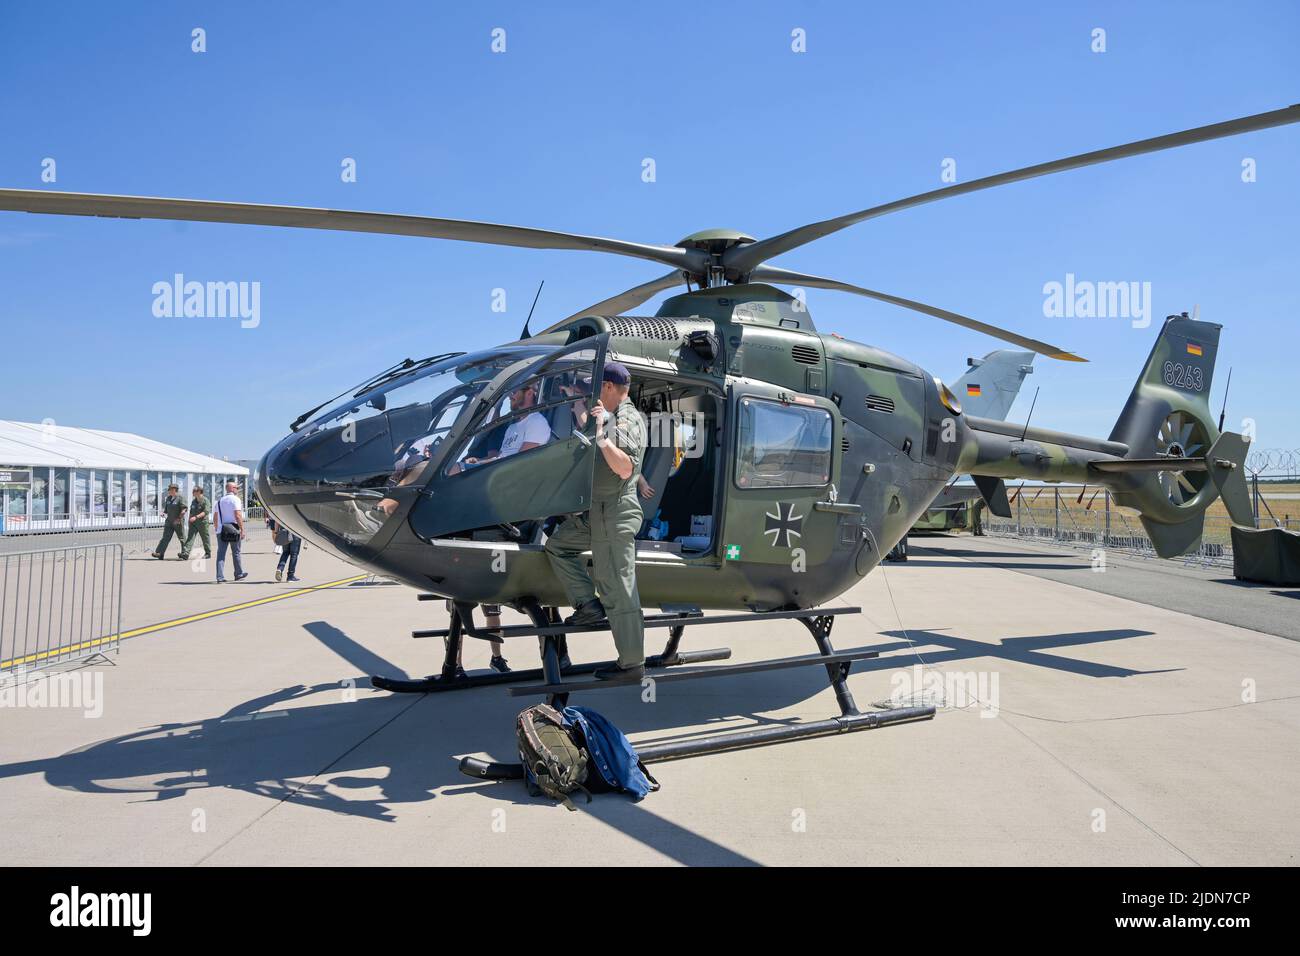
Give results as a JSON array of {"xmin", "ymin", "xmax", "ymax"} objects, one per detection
[
  {"xmin": 545, "ymin": 361, "xmax": 648, "ymax": 681},
  {"xmin": 152, "ymin": 484, "xmax": 188, "ymax": 559},
  {"xmin": 971, "ymin": 498, "xmax": 986, "ymax": 536},
  {"xmin": 181, "ymin": 485, "xmax": 212, "ymax": 559}
]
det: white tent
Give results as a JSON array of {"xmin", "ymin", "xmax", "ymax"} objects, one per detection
[{"xmin": 0, "ymin": 420, "xmax": 249, "ymax": 534}]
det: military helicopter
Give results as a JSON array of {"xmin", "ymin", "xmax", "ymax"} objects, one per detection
[{"xmin": 0, "ymin": 104, "xmax": 1290, "ymax": 769}]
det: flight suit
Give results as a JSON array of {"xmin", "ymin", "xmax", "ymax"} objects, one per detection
[
  {"xmin": 182, "ymin": 493, "xmax": 212, "ymax": 558},
  {"xmin": 545, "ymin": 399, "xmax": 647, "ymax": 669},
  {"xmin": 154, "ymin": 493, "xmax": 188, "ymax": 557}
]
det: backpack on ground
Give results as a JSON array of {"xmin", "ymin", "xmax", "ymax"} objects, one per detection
[{"xmin": 516, "ymin": 703, "xmax": 591, "ymax": 811}]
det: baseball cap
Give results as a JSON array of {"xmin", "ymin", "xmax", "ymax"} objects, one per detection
[{"xmin": 602, "ymin": 361, "xmax": 631, "ymax": 386}]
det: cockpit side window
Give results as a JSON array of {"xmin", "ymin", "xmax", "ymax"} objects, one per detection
[{"xmin": 442, "ymin": 346, "xmax": 600, "ymax": 476}]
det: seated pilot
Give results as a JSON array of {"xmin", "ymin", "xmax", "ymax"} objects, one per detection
[
  {"xmin": 377, "ymin": 435, "xmax": 437, "ymax": 516},
  {"xmin": 448, "ymin": 381, "xmax": 549, "ymax": 474}
]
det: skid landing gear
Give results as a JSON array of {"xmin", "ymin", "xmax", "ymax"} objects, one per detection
[
  {"xmin": 370, "ymin": 602, "xmax": 729, "ymax": 695},
  {"xmin": 456, "ymin": 605, "xmax": 935, "ymax": 780}
]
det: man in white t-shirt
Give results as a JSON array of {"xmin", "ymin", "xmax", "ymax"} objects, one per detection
[
  {"xmin": 214, "ymin": 481, "xmax": 248, "ymax": 583},
  {"xmin": 497, "ymin": 407, "xmax": 550, "ymax": 458},
  {"xmin": 455, "ymin": 381, "xmax": 551, "ymax": 470}
]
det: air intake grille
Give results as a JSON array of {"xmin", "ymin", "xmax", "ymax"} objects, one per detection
[
  {"xmin": 606, "ymin": 316, "xmax": 684, "ymax": 341},
  {"xmin": 866, "ymin": 395, "xmax": 896, "ymax": 413},
  {"xmin": 791, "ymin": 343, "xmax": 821, "ymax": 365},
  {"xmin": 841, "ymin": 436, "xmax": 851, "ymax": 454}
]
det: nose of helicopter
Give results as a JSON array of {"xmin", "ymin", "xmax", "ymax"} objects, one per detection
[{"xmin": 254, "ymin": 426, "xmax": 394, "ymax": 564}]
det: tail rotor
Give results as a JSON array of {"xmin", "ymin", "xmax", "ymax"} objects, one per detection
[{"xmin": 1154, "ymin": 410, "xmax": 1210, "ymax": 508}]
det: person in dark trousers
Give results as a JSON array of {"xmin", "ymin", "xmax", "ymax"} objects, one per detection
[
  {"xmin": 152, "ymin": 484, "xmax": 187, "ymax": 559},
  {"xmin": 443, "ymin": 600, "xmax": 510, "ymax": 676},
  {"xmin": 214, "ymin": 481, "xmax": 248, "ymax": 583},
  {"xmin": 271, "ymin": 517, "xmax": 302, "ymax": 582},
  {"xmin": 180, "ymin": 485, "xmax": 212, "ymax": 559}
]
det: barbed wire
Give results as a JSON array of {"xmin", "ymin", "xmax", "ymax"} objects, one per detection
[{"xmin": 1244, "ymin": 448, "xmax": 1300, "ymax": 478}]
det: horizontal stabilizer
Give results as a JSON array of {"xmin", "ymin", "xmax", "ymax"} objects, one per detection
[{"xmin": 1090, "ymin": 457, "xmax": 1208, "ymax": 474}]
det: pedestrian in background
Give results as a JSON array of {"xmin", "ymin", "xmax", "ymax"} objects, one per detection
[
  {"xmin": 180, "ymin": 485, "xmax": 212, "ymax": 559},
  {"xmin": 271, "ymin": 516, "xmax": 302, "ymax": 582},
  {"xmin": 443, "ymin": 600, "xmax": 510, "ymax": 676},
  {"xmin": 215, "ymin": 481, "xmax": 248, "ymax": 583},
  {"xmin": 152, "ymin": 483, "xmax": 187, "ymax": 559}
]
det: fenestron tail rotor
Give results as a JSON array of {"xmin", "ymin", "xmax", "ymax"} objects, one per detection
[{"xmin": 1154, "ymin": 411, "xmax": 1210, "ymax": 507}]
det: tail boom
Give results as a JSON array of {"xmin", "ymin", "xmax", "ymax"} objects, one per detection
[{"xmin": 953, "ymin": 313, "xmax": 1252, "ymax": 558}]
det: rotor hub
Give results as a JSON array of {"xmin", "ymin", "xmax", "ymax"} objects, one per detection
[
  {"xmin": 674, "ymin": 230, "xmax": 755, "ymax": 286},
  {"xmin": 674, "ymin": 228, "xmax": 756, "ymax": 255}
]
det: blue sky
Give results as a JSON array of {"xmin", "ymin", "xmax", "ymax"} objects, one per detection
[{"xmin": 1, "ymin": 1, "xmax": 1297, "ymax": 460}]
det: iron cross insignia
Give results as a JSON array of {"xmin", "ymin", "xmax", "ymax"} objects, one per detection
[{"xmin": 763, "ymin": 501, "xmax": 805, "ymax": 548}]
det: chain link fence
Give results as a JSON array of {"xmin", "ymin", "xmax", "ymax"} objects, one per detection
[{"xmin": 983, "ymin": 479, "xmax": 1297, "ymax": 569}]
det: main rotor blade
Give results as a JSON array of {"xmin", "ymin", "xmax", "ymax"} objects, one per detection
[
  {"xmin": 726, "ymin": 104, "xmax": 1300, "ymax": 274},
  {"xmin": 750, "ymin": 265, "xmax": 1086, "ymax": 362},
  {"xmin": 542, "ymin": 271, "xmax": 687, "ymax": 333},
  {"xmin": 0, "ymin": 188, "xmax": 708, "ymax": 274}
]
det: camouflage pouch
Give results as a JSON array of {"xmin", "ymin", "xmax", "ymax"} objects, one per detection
[{"xmin": 516, "ymin": 703, "xmax": 591, "ymax": 811}]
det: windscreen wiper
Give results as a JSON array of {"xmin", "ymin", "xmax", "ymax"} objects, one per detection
[
  {"xmin": 288, "ymin": 352, "xmax": 464, "ymax": 432},
  {"xmin": 352, "ymin": 352, "xmax": 462, "ymax": 397}
]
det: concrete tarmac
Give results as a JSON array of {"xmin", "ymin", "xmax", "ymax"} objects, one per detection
[{"xmin": 1, "ymin": 529, "xmax": 1297, "ymax": 866}]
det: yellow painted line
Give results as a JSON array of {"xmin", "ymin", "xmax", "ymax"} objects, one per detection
[{"xmin": 0, "ymin": 573, "xmax": 367, "ymax": 670}]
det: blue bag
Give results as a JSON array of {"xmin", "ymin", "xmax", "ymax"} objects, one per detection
[{"xmin": 562, "ymin": 706, "xmax": 659, "ymax": 800}]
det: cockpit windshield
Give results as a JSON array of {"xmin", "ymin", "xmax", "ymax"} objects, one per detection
[
  {"xmin": 261, "ymin": 346, "xmax": 552, "ymax": 546},
  {"xmin": 302, "ymin": 347, "xmax": 547, "ymax": 438}
]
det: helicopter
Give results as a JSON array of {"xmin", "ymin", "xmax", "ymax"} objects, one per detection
[{"xmin": 0, "ymin": 104, "xmax": 1289, "ymax": 769}]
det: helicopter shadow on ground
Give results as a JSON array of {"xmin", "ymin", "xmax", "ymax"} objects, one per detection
[
  {"xmin": 895, "ymin": 559, "xmax": 1092, "ymax": 571},
  {"xmin": 0, "ymin": 619, "xmax": 1164, "ymax": 864},
  {"xmin": 910, "ymin": 547, "xmax": 1079, "ymax": 560},
  {"xmin": 1208, "ymin": 577, "xmax": 1300, "ymax": 596},
  {"xmin": 875, "ymin": 627, "xmax": 1171, "ymax": 679},
  {"xmin": 0, "ymin": 620, "xmax": 771, "ymax": 863}
]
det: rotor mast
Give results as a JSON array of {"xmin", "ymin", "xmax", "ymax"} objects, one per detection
[{"xmin": 673, "ymin": 228, "xmax": 756, "ymax": 288}]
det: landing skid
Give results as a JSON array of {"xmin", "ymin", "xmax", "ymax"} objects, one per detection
[
  {"xmin": 438, "ymin": 606, "xmax": 935, "ymax": 779},
  {"xmin": 460, "ymin": 703, "xmax": 935, "ymax": 780},
  {"xmin": 372, "ymin": 597, "xmax": 733, "ymax": 695},
  {"xmin": 371, "ymin": 645, "xmax": 731, "ymax": 694}
]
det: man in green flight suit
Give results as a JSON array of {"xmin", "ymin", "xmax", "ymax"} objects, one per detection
[
  {"xmin": 545, "ymin": 361, "xmax": 647, "ymax": 681},
  {"xmin": 180, "ymin": 485, "xmax": 212, "ymax": 559},
  {"xmin": 152, "ymin": 483, "xmax": 188, "ymax": 559}
]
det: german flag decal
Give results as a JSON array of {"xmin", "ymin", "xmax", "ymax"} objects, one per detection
[
  {"xmin": 1186, "ymin": 342, "xmax": 1203, "ymax": 357},
  {"xmin": 966, "ymin": 384, "xmax": 982, "ymax": 396}
]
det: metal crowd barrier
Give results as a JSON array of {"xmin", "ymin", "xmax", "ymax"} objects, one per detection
[
  {"xmin": 2, "ymin": 513, "xmax": 181, "ymax": 556},
  {"xmin": 982, "ymin": 488, "xmax": 1257, "ymax": 568},
  {"xmin": 0, "ymin": 543, "xmax": 124, "ymax": 682}
]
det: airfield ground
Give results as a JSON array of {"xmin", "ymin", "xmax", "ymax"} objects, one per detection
[{"xmin": 1, "ymin": 529, "xmax": 1297, "ymax": 866}]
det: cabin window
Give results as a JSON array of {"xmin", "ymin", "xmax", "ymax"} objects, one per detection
[{"xmin": 735, "ymin": 398, "xmax": 832, "ymax": 489}]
